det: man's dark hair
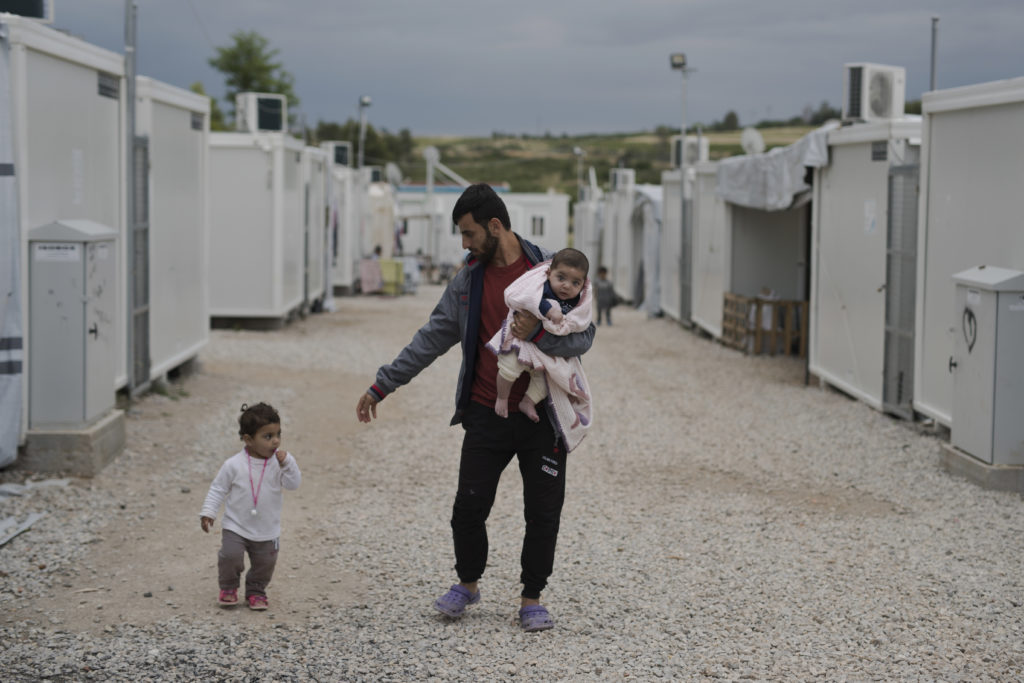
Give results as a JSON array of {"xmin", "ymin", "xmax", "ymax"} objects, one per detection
[
  {"xmin": 238, "ymin": 402, "xmax": 280, "ymax": 437},
  {"xmin": 551, "ymin": 248, "xmax": 590, "ymax": 278},
  {"xmin": 452, "ymin": 183, "xmax": 511, "ymax": 232}
]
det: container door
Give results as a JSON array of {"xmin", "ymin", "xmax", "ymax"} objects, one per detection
[
  {"xmin": 131, "ymin": 136, "xmax": 150, "ymax": 390},
  {"xmin": 882, "ymin": 164, "xmax": 918, "ymax": 419},
  {"xmin": 679, "ymin": 196, "xmax": 692, "ymax": 323}
]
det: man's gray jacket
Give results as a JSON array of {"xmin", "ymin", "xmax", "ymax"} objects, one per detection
[{"xmin": 367, "ymin": 234, "xmax": 596, "ymax": 425}]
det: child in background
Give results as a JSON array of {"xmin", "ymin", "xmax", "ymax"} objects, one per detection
[
  {"xmin": 200, "ymin": 402, "xmax": 301, "ymax": 610},
  {"xmin": 595, "ymin": 266, "xmax": 615, "ymax": 326},
  {"xmin": 493, "ymin": 248, "xmax": 592, "ymax": 421}
]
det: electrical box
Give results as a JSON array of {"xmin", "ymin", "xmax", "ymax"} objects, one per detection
[
  {"xmin": 29, "ymin": 220, "xmax": 118, "ymax": 428},
  {"xmin": 950, "ymin": 266, "xmax": 1024, "ymax": 465}
]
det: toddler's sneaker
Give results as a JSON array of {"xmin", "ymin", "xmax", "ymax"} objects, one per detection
[
  {"xmin": 247, "ymin": 594, "xmax": 268, "ymax": 610},
  {"xmin": 218, "ymin": 589, "xmax": 238, "ymax": 606}
]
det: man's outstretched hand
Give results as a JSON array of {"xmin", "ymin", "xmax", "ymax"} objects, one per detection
[{"xmin": 356, "ymin": 392, "xmax": 379, "ymax": 423}]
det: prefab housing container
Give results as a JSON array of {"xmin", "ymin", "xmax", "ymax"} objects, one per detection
[
  {"xmin": 573, "ymin": 185, "xmax": 604, "ymax": 272},
  {"xmin": 395, "ymin": 187, "xmax": 570, "ymax": 271},
  {"xmin": 1, "ymin": 14, "xmax": 125, "ymax": 448},
  {"xmin": 322, "ymin": 142, "xmax": 358, "ymax": 294},
  {"xmin": 301, "ymin": 145, "xmax": 327, "ymax": 309},
  {"xmin": 687, "ymin": 162, "xmax": 731, "ymax": 337},
  {"xmin": 134, "ymin": 76, "xmax": 209, "ymax": 381},
  {"xmin": 915, "ymin": 76, "xmax": 1024, "ymax": 426},
  {"xmin": 208, "ymin": 131, "xmax": 305, "ymax": 319},
  {"xmin": 603, "ymin": 168, "xmax": 637, "ymax": 302},
  {"xmin": 810, "ymin": 118, "xmax": 921, "ymax": 415}
]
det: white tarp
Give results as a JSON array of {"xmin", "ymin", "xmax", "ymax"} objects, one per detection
[
  {"xmin": 716, "ymin": 122, "xmax": 838, "ymax": 211},
  {"xmin": 0, "ymin": 22, "xmax": 22, "ymax": 467}
]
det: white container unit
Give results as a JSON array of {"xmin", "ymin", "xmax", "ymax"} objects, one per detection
[
  {"xmin": 134, "ymin": 76, "xmax": 209, "ymax": 380},
  {"xmin": 604, "ymin": 168, "xmax": 637, "ymax": 303},
  {"xmin": 322, "ymin": 141, "xmax": 358, "ymax": 294},
  {"xmin": 573, "ymin": 185, "xmax": 604, "ymax": 274},
  {"xmin": 688, "ymin": 162, "xmax": 731, "ymax": 337},
  {"xmin": 2, "ymin": 14, "xmax": 125, "ymax": 443},
  {"xmin": 915, "ymin": 76, "xmax": 1024, "ymax": 426},
  {"xmin": 301, "ymin": 145, "xmax": 327, "ymax": 309},
  {"xmin": 399, "ymin": 187, "xmax": 570, "ymax": 271},
  {"xmin": 208, "ymin": 130, "xmax": 305, "ymax": 320},
  {"xmin": 505, "ymin": 192, "xmax": 571, "ymax": 257},
  {"xmin": 810, "ymin": 119, "xmax": 921, "ymax": 415}
]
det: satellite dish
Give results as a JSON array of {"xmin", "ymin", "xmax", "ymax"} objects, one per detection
[
  {"xmin": 740, "ymin": 127, "xmax": 765, "ymax": 155},
  {"xmin": 422, "ymin": 146, "xmax": 440, "ymax": 164},
  {"xmin": 869, "ymin": 70, "xmax": 893, "ymax": 118},
  {"xmin": 385, "ymin": 162, "xmax": 403, "ymax": 187}
]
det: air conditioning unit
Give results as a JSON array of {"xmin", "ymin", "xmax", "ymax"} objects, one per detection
[
  {"xmin": 670, "ymin": 134, "xmax": 710, "ymax": 167},
  {"xmin": 843, "ymin": 63, "xmax": 906, "ymax": 122},
  {"xmin": 322, "ymin": 141, "xmax": 352, "ymax": 168},
  {"xmin": 609, "ymin": 168, "xmax": 635, "ymax": 191},
  {"xmin": 0, "ymin": 0, "xmax": 55, "ymax": 22},
  {"xmin": 235, "ymin": 92, "xmax": 287, "ymax": 133},
  {"xmin": 363, "ymin": 165, "xmax": 383, "ymax": 183}
]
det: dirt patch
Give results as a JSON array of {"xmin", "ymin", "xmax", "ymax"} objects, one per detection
[{"xmin": 5, "ymin": 360, "xmax": 367, "ymax": 634}]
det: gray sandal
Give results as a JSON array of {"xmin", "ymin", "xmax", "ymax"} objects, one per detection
[
  {"xmin": 519, "ymin": 604, "xmax": 554, "ymax": 632},
  {"xmin": 433, "ymin": 584, "xmax": 480, "ymax": 617}
]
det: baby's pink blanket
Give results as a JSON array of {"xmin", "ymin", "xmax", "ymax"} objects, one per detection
[{"xmin": 485, "ymin": 262, "xmax": 593, "ymax": 451}]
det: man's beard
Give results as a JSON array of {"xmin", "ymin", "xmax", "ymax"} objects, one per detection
[{"xmin": 475, "ymin": 232, "xmax": 500, "ymax": 265}]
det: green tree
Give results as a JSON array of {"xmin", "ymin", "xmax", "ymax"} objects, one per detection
[
  {"xmin": 312, "ymin": 120, "xmax": 416, "ymax": 168},
  {"xmin": 188, "ymin": 82, "xmax": 228, "ymax": 131},
  {"xmin": 721, "ymin": 110, "xmax": 740, "ymax": 130},
  {"xmin": 207, "ymin": 30, "xmax": 299, "ymax": 125}
]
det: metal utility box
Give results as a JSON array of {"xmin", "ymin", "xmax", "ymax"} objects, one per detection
[
  {"xmin": 950, "ymin": 266, "xmax": 1024, "ymax": 465},
  {"xmin": 29, "ymin": 220, "xmax": 117, "ymax": 428}
]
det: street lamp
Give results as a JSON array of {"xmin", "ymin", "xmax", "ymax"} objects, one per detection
[
  {"xmin": 357, "ymin": 94, "xmax": 372, "ymax": 168},
  {"xmin": 573, "ymin": 146, "xmax": 585, "ymax": 201},
  {"xmin": 669, "ymin": 52, "xmax": 692, "ymax": 324}
]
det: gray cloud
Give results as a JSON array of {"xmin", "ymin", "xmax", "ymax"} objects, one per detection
[{"xmin": 48, "ymin": 0, "xmax": 1024, "ymax": 136}]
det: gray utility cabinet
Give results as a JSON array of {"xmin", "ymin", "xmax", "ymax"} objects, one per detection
[
  {"xmin": 951, "ymin": 266, "xmax": 1024, "ymax": 465},
  {"xmin": 29, "ymin": 220, "xmax": 118, "ymax": 428}
]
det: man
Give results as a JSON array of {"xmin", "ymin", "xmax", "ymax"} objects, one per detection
[{"xmin": 356, "ymin": 183, "xmax": 595, "ymax": 632}]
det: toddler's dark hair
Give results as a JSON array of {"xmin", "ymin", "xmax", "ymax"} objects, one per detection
[
  {"xmin": 238, "ymin": 402, "xmax": 280, "ymax": 437},
  {"xmin": 551, "ymin": 248, "xmax": 590, "ymax": 278}
]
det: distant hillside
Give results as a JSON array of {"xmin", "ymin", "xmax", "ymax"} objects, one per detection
[{"xmin": 407, "ymin": 127, "xmax": 814, "ymax": 196}]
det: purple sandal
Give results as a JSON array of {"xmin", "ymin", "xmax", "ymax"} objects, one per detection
[
  {"xmin": 433, "ymin": 584, "xmax": 480, "ymax": 617},
  {"xmin": 519, "ymin": 604, "xmax": 554, "ymax": 632}
]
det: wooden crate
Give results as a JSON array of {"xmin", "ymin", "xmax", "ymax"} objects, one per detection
[{"xmin": 721, "ymin": 293, "xmax": 807, "ymax": 358}]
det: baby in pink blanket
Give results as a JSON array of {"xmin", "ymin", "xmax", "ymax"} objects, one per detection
[{"xmin": 495, "ymin": 248, "xmax": 590, "ymax": 421}]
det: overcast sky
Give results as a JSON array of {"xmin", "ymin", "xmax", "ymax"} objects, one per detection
[{"xmin": 48, "ymin": 0, "xmax": 1024, "ymax": 137}]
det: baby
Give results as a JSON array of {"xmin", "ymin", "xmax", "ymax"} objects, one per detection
[{"xmin": 495, "ymin": 248, "xmax": 590, "ymax": 421}]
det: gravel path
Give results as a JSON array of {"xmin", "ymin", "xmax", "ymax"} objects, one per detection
[{"xmin": 2, "ymin": 283, "xmax": 1023, "ymax": 681}]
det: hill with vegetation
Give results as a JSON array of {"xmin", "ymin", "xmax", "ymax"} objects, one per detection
[{"xmin": 403, "ymin": 127, "xmax": 814, "ymax": 196}]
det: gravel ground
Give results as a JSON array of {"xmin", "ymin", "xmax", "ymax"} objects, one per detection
[{"xmin": 2, "ymin": 283, "xmax": 1024, "ymax": 681}]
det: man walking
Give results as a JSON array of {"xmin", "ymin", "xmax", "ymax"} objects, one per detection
[{"xmin": 356, "ymin": 183, "xmax": 594, "ymax": 632}]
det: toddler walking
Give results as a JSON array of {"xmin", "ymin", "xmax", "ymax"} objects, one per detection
[{"xmin": 200, "ymin": 402, "xmax": 301, "ymax": 610}]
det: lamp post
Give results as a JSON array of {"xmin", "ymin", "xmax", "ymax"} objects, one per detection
[
  {"xmin": 669, "ymin": 52, "xmax": 692, "ymax": 324},
  {"xmin": 357, "ymin": 95, "xmax": 372, "ymax": 168},
  {"xmin": 573, "ymin": 146, "xmax": 585, "ymax": 201}
]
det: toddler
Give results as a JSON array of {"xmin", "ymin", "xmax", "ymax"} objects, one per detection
[
  {"xmin": 200, "ymin": 402, "xmax": 301, "ymax": 610},
  {"xmin": 495, "ymin": 248, "xmax": 591, "ymax": 421},
  {"xmin": 594, "ymin": 266, "xmax": 615, "ymax": 326}
]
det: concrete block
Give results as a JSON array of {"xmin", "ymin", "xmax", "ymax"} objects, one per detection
[
  {"xmin": 20, "ymin": 409, "xmax": 125, "ymax": 477},
  {"xmin": 938, "ymin": 442, "xmax": 1024, "ymax": 494}
]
